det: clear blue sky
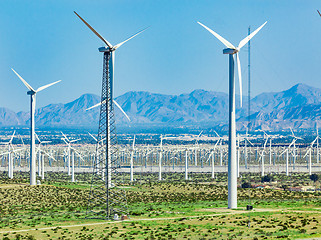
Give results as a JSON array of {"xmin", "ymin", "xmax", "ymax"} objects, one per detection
[{"xmin": 0, "ymin": 0, "xmax": 320, "ymax": 112}]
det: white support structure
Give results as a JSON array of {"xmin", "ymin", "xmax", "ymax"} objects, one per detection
[
  {"xmin": 38, "ymin": 151, "xmax": 42, "ymax": 177},
  {"xmin": 185, "ymin": 150, "xmax": 188, "ymax": 181},
  {"xmin": 286, "ymin": 149, "xmax": 289, "ymax": 176},
  {"xmin": 158, "ymin": 137, "xmax": 163, "ymax": 181},
  {"xmin": 130, "ymin": 136, "xmax": 135, "ymax": 183},
  {"xmin": 261, "ymin": 153, "xmax": 265, "ymax": 177},
  {"xmin": 211, "ymin": 152, "xmax": 215, "ymax": 179},
  {"xmin": 41, "ymin": 154, "xmax": 45, "ymax": 180},
  {"xmin": 71, "ymin": 150, "xmax": 75, "ymax": 182},
  {"xmin": 309, "ymin": 149, "xmax": 312, "ymax": 176}
]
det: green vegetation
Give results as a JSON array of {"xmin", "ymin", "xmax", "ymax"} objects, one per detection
[{"xmin": 0, "ymin": 171, "xmax": 320, "ymax": 239}]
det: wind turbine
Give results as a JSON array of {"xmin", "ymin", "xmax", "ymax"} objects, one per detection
[
  {"xmin": 75, "ymin": 12, "xmax": 148, "ymax": 218},
  {"xmin": 11, "ymin": 69, "xmax": 61, "ymax": 185},
  {"xmin": 213, "ymin": 130, "xmax": 224, "ymax": 166},
  {"xmin": 194, "ymin": 131, "xmax": 203, "ymax": 166},
  {"xmin": 303, "ymin": 137, "xmax": 318, "ymax": 175},
  {"xmin": 289, "ymin": 127, "xmax": 303, "ymax": 170},
  {"xmin": 35, "ymin": 133, "xmax": 51, "ymax": 180},
  {"xmin": 1, "ymin": 131, "xmax": 16, "ymax": 178},
  {"xmin": 316, "ymin": 122, "xmax": 319, "ymax": 164},
  {"xmin": 130, "ymin": 135, "xmax": 136, "ymax": 183},
  {"xmin": 258, "ymin": 134, "xmax": 269, "ymax": 177},
  {"xmin": 197, "ymin": 20, "xmax": 267, "ymax": 209},
  {"xmin": 158, "ymin": 135, "xmax": 164, "ymax": 181},
  {"xmin": 61, "ymin": 132, "xmax": 80, "ymax": 177}
]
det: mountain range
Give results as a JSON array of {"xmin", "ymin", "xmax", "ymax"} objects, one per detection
[{"xmin": 1, "ymin": 83, "xmax": 321, "ymax": 131}]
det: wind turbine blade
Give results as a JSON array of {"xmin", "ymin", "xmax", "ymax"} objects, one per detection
[
  {"xmin": 246, "ymin": 138, "xmax": 254, "ymax": 146},
  {"xmin": 288, "ymin": 139, "xmax": 296, "ymax": 148},
  {"xmin": 61, "ymin": 132, "xmax": 69, "ymax": 142},
  {"xmin": 42, "ymin": 151, "xmax": 56, "ymax": 161},
  {"xmin": 238, "ymin": 21, "xmax": 267, "ymax": 49},
  {"xmin": 36, "ymin": 80, "xmax": 61, "ymax": 92},
  {"xmin": 197, "ymin": 22, "xmax": 235, "ymax": 49},
  {"xmin": 236, "ymin": 53, "xmax": 242, "ymax": 107},
  {"xmin": 86, "ymin": 100, "xmax": 106, "ymax": 111},
  {"xmin": 289, "ymin": 127, "xmax": 294, "ymax": 137},
  {"xmin": 318, "ymin": 10, "xmax": 321, "ymax": 17},
  {"xmin": 198, "ymin": 130, "xmax": 203, "ymax": 138},
  {"xmin": 20, "ymin": 135, "xmax": 25, "ymax": 146},
  {"xmin": 61, "ymin": 138, "xmax": 69, "ymax": 145},
  {"xmin": 303, "ymin": 148, "xmax": 311, "ymax": 159},
  {"xmin": 311, "ymin": 137, "xmax": 318, "ymax": 147},
  {"xmin": 35, "ymin": 133, "xmax": 41, "ymax": 143},
  {"xmin": 113, "ymin": 26, "xmax": 149, "ymax": 50},
  {"xmin": 74, "ymin": 11, "xmax": 113, "ymax": 49},
  {"xmin": 132, "ymin": 135, "xmax": 136, "ymax": 149},
  {"xmin": 213, "ymin": 130, "xmax": 220, "ymax": 138},
  {"xmin": 11, "ymin": 68, "xmax": 35, "ymax": 92},
  {"xmin": 9, "ymin": 130, "xmax": 16, "ymax": 143},
  {"xmin": 113, "ymin": 100, "xmax": 131, "ymax": 121},
  {"xmin": 263, "ymin": 138, "xmax": 269, "ymax": 148},
  {"xmin": 88, "ymin": 132, "xmax": 98, "ymax": 142}
]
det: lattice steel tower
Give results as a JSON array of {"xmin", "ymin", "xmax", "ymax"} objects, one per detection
[{"xmin": 74, "ymin": 11, "xmax": 148, "ymax": 219}]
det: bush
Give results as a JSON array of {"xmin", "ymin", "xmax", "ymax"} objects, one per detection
[
  {"xmin": 241, "ymin": 182, "xmax": 251, "ymax": 188},
  {"xmin": 262, "ymin": 175, "xmax": 272, "ymax": 183},
  {"xmin": 310, "ymin": 174, "xmax": 319, "ymax": 182}
]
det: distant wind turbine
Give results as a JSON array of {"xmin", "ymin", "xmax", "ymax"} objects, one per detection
[
  {"xmin": 11, "ymin": 68, "xmax": 61, "ymax": 185},
  {"xmin": 197, "ymin": 20, "xmax": 267, "ymax": 209}
]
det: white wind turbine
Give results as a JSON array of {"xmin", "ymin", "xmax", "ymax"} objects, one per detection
[
  {"xmin": 35, "ymin": 133, "xmax": 53, "ymax": 180},
  {"xmin": 198, "ymin": 21, "xmax": 267, "ymax": 209},
  {"xmin": 315, "ymin": 122, "xmax": 319, "ymax": 163},
  {"xmin": 130, "ymin": 135, "xmax": 136, "ymax": 183},
  {"xmin": 12, "ymin": 69, "xmax": 61, "ymax": 185},
  {"xmin": 289, "ymin": 127, "xmax": 303, "ymax": 169},
  {"xmin": 194, "ymin": 131, "xmax": 203, "ymax": 166},
  {"xmin": 61, "ymin": 132, "xmax": 80, "ymax": 177},
  {"xmin": 213, "ymin": 130, "xmax": 224, "ymax": 166},
  {"xmin": 258, "ymin": 134, "xmax": 269, "ymax": 177},
  {"xmin": 158, "ymin": 135, "xmax": 164, "ymax": 181},
  {"xmin": 0, "ymin": 131, "xmax": 16, "ymax": 179},
  {"xmin": 303, "ymin": 137, "xmax": 318, "ymax": 175}
]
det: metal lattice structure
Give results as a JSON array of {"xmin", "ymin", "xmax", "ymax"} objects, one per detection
[
  {"xmin": 74, "ymin": 11, "xmax": 147, "ymax": 219},
  {"xmin": 86, "ymin": 51, "xmax": 128, "ymax": 219}
]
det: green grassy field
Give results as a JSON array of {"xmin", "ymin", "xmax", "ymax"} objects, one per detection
[{"xmin": 0, "ymin": 172, "xmax": 321, "ymax": 239}]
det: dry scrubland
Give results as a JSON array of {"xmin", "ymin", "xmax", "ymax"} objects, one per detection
[{"xmin": 0, "ymin": 172, "xmax": 321, "ymax": 239}]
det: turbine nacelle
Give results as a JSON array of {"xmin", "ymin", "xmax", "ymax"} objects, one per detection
[
  {"xmin": 27, "ymin": 90, "xmax": 36, "ymax": 95},
  {"xmin": 223, "ymin": 48, "xmax": 239, "ymax": 55},
  {"xmin": 99, "ymin": 46, "xmax": 113, "ymax": 53}
]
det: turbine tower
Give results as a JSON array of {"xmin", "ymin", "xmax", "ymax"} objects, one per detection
[
  {"xmin": 11, "ymin": 69, "xmax": 60, "ymax": 186},
  {"xmin": 197, "ymin": 21, "xmax": 267, "ymax": 209},
  {"xmin": 74, "ymin": 11, "xmax": 147, "ymax": 219}
]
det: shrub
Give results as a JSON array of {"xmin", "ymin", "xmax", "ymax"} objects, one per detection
[{"xmin": 310, "ymin": 174, "xmax": 319, "ymax": 182}]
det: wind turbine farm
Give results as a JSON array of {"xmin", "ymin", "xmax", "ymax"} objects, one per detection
[{"xmin": 1, "ymin": 1, "xmax": 321, "ymax": 239}]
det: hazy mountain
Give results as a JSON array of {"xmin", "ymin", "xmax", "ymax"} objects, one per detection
[
  {"xmin": 1, "ymin": 83, "xmax": 321, "ymax": 131},
  {"xmin": 116, "ymin": 90, "xmax": 235, "ymax": 124},
  {"xmin": 0, "ymin": 108, "xmax": 22, "ymax": 126},
  {"xmin": 250, "ymin": 83, "xmax": 321, "ymax": 114}
]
